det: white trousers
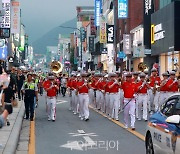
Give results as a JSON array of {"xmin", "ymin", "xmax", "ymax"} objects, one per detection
[
  {"xmin": 78, "ymin": 94, "xmax": 89, "ymax": 119},
  {"xmin": 72, "ymin": 90, "xmax": 79, "ymax": 113},
  {"xmin": 119, "ymin": 89, "xmax": 124, "ymax": 110},
  {"xmin": 96, "ymin": 90, "xmax": 103, "ymax": 110},
  {"xmin": 105, "ymin": 93, "xmax": 110, "ymax": 115},
  {"xmin": 47, "ymin": 97, "xmax": 56, "ymax": 120},
  {"xmin": 153, "ymin": 91, "xmax": 160, "ymax": 112},
  {"xmin": 124, "ymin": 98, "xmax": 135, "ymax": 128},
  {"xmin": 109, "ymin": 93, "xmax": 119, "ymax": 119},
  {"xmin": 137, "ymin": 94, "xmax": 148, "ymax": 120},
  {"xmin": 89, "ymin": 89, "xmax": 95, "ymax": 107},
  {"xmin": 159, "ymin": 92, "xmax": 168, "ymax": 109}
]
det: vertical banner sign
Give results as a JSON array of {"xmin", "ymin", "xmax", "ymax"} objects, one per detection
[
  {"xmin": 144, "ymin": 0, "xmax": 154, "ymax": 49},
  {"xmin": 11, "ymin": 1, "xmax": 20, "ymax": 34},
  {"xmin": 89, "ymin": 36, "xmax": 94, "ymax": 52},
  {"xmin": 100, "ymin": 16, "xmax": 106, "ymax": 43},
  {"xmin": 0, "ymin": 0, "xmax": 10, "ymax": 28},
  {"xmin": 95, "ymin": 0, "xmax": 101, "ymax": 26},
  {"xmin": 90, "ymin": 16, "xmax": 96, "ymax": 35},
  {"xmin": 107, "ymin": 25, "xmax": 114, "ymax": 43},
  {"xmin": 123, "ymin": 34, "xmax": 131, "ymax": 54},
  {"xmin": 118, "ymin": 0, "xmax": 128, "ymax": 18}
]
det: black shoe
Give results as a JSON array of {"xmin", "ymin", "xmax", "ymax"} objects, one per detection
[
  {"xmin": 85, "ymin": 118, "xmax": 89, "ymax": 121},
  {"xmin": 52, "ymin": 120, "xmax": 55, "ymax": 122},
  {"xmin": 30, "ymin": 117, "xmax": 34, "ymax": 121},
  {"xmin": 24, "ymin": 116, "xmax": 29, "ymax": 120},
  {"xmin": 7, "ymin": 121, "xmax": 10, "ymax": 126},
  {"xmin": 131, "ymin": 128, "xmax": 135, "ymax": 131}
]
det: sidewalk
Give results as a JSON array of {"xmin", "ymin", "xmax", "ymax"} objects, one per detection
[{"xmin": 0, "ymin": 100, "xmax": 25, "ymax": 154}]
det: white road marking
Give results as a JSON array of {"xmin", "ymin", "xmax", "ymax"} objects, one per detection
[
  {"xmin": 60, "ymin": 130, "xmax": 97, "ymax": 151},
  {"xmin": 60, "ymin": 141, "xmax": 83, "ymax": 151}
]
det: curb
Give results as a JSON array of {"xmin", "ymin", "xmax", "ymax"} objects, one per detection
[{"xmin": 3, "ymin": 102, "xmax": 25, "ymax": 154}]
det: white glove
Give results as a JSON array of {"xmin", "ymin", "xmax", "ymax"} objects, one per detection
[
  {"xmin": 133, "ymin": 94, "xmax": 137, "ymax": 98},
  {"xmin": 173, "ymin": 79, "xmax": 178, "ymax": 83}
]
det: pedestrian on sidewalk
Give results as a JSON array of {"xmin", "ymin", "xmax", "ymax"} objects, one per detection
[
  {"xmin": 0, "ymin": 70, "xmax": 12, "ymax": 128},
  {"xmin": 61, "ymin": 74, "xmax": 67, "ymax": 97},
  {"xmin": 17, "ymin": 70, "xmax": 25, "ymax": 101},
  {"xmin": 22, "ymin": 73, "xmax": 38, "ymax": 121}
]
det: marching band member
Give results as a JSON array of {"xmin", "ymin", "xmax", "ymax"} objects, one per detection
[
  {"xmin": 132, "ymin": 72, "xmax": 140, "ymax": 83},
  {"xmin": 77, "ymin": 73, "xmax": 90, "ymax": 121},
  {"xmin": 158, "ymin": 72, "xmax": 169, "ymax": 108},
  {"xmin": 167, "ymin": 71, "xmax": 179, "ymax": 96},
  {"xmin": 71, "ymin": 73, "xmax": 78, "ymax": 115},
  {"xmin": 99, "ymin": 75, "xmax": 107, "ymax": 113},
  {"xmin": 121, "ymin": 72, "xmax": 136, "ymax": 130},
  {"xmin": 108, "ymin": 73, "xmax": 120, "ymax": 121},
  {"xmin": 67, "ymin": 73, "xmax": 74, "ymax": 111},
  {"xmin": 88, "ymin": 73, "xmax": 95, "ymax": 107},
  {"xmin": 44, "ymin": 73, "xmax": 59, "ymax": 122},
  {"xmin": 148, "ymin": 68, "xmax": 161, "ymax": 113},
  {"xmin": 104, "ymin": 74, "xmax": 110, "ymax": 117},
  {"xmin": 95, "ymin": 74, "xmax": 103, "ymax": 110},
  {"xmin": 136, "ymin": 73, "xmax": 149, "ymax": 121}
]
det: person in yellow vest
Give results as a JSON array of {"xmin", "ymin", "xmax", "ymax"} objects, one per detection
[{"xmin": 22, "ymin": 73, "xmax": 38, "ymax": 121}]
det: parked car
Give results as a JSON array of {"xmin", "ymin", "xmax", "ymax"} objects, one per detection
[{"xmin": 145, "ymin": 93, "xmax": 180, "ymax": 154}]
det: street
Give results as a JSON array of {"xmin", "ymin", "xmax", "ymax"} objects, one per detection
[{"xmin": 35, "ymin": 94, "xmax": 146, "ymax": 154}]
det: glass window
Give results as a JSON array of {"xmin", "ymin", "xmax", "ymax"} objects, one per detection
[
  {"xmin": 173, "ymin": 100, "xmax": 180, "ymax": 115},
  {"xmin": 161, "ymin": 98, "xmax": 178, "ymax": 116}
]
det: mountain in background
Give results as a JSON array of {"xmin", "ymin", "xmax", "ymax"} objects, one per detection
[{"xmin": 32, "ymin": 18, "xmax": 77, "ymax": 55}]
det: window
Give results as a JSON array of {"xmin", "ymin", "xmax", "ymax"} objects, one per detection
[
  {"xmin": 173, "ymin": 100, "xmax": 180, "ymax": 115},
  {"xmin": 161, "ymin": 98, "xmax": 178, "ymax": 117}
]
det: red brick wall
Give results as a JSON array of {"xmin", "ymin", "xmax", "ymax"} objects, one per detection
[{"xmin": 116, "ymin": 0, "xmax": 144, "ymax": 42}]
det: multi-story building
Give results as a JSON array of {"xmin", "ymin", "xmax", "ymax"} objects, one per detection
[{"xmin": 76, "ymin": 6, "xmax": 94, "ymax": 70}]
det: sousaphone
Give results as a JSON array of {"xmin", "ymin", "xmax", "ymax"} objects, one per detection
[{"xmin": 50, "ymin": 61, "xmax": 63, "ymax": 74}]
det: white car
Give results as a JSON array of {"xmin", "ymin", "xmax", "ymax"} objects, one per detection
[{"xmin": 145, "ymin": 93, "xmax": 180, "ymax": 154}]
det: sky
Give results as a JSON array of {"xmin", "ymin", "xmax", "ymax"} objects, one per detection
[{"xmin": 19, "ymin": 0, "xmax": 94, "ymax": 43}]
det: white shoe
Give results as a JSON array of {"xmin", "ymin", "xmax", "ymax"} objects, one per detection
[
  {"xmin": 80, "ymin": 117, "xmax": 84, "ymax": 120},
  {"xmin": 48, "ymin": 118, "xmax": 51, "ymax": 121},
  {"xmin": 78, "ymin": 115, "xmax": 81, "ymax": 118},
  {"xmin": 138, "ymin": 118, "xmax": 142, "ymax": 121},
  {"xmin": 73, "ymin": 112, "xmax": 77, "ymax": 115},
  {"xmin": 124, "ymin": 125, "xmax": 128, "ymax": 129}
]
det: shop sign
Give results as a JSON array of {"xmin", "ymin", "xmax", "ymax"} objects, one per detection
[
  {"xmin": 151, "ymin": 23, "xmax": 165, "ymax": 44},
  {"xmin": 118, "ymin": 0, "xmax": 128, "ymax": 18},
  {"xmin": 0, "ymin": 0, "xmax": 11, "ymax": 28},
  {"xmin": 89, "ymin": 36, "xmax": 94, "ymax": 52},
  {"xmin": 99, "ymin": 16, "xmax": 106, "ymax": 44},
  {"xmin": 11, "ymin": 1, "xmax": 20, "ymax": 34},
  {"xmin": 123, "ymin": 34, "xmax": 131, "ymax": 54},
  {"xmin": 133, "ymin": 46, "xmax": 145, "ymax": 57},
  {"xmin": 101, "ymin": 47, "xmax": 107, "ymax": 54},
  {"xmin": 144, "ymin": 0, "xmax": 153, "ymax": 15},
  {"xmin": 95, "ymin": 0, "xmax": 101, "ymax": 26},
  {"xmin": 107, "ymin": 25, "xmax": 114, "ymax": 44}
]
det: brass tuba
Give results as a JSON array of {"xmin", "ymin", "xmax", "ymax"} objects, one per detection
[
  {"xmin": 138, "ymin": 62, "xmax": 148, "ymax": 72},
  {"xmin": 50, "ymin": 61, "xmax": 63, "ymax": 74}
]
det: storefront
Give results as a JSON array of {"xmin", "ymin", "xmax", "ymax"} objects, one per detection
[{"xmin": 151, "ymin": 1, "xmax": 180, "ymax": 75}]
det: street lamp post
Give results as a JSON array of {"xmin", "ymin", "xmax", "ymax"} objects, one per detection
[{"xmin": 59, "ymin": 26, "xmax": 83, "ymax": 69}]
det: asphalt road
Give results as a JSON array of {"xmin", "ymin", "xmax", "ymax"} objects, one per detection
[{"xmin": 35, "ymin": 94, "xmax": 146, "ymax": 154}]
